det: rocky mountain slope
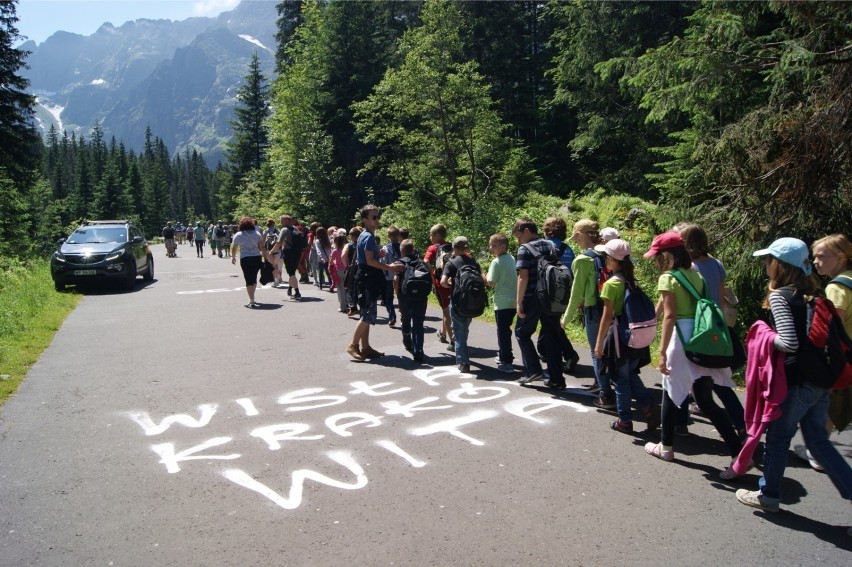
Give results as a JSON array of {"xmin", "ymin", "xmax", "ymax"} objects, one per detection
[{"xmin": 21, "ymin": 0, "xmax": 278, "ymax": 165}]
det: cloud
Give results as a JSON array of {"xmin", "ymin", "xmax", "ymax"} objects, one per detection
[{"xmin": 192, "ymin": 0, "xmax": 241, "ymax": 17}]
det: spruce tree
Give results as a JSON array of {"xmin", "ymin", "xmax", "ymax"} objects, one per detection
[{"xmin": 225, "ymin": 52, "xmax": 270, "ymax": 186}]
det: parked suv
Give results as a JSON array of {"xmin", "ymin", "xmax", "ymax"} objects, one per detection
[{"xmin": 51, "ymin": 220, "xmax": 154, "ymax": 291}]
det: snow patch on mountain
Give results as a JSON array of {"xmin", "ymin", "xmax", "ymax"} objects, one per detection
[{"xmin": 238, "ymin": 34, "xmax": 270, "ymax": 52}]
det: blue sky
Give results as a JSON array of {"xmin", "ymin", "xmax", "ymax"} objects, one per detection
[{"xmin": 16, "ymin": 0, "xmax": 241, "ymax": 45}]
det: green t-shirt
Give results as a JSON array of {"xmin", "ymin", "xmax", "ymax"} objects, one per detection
[
  {"xmin": 487, "ymin": 253, "xmax": 517, "ymax": 311},
  {"xmin": 600, "ymin": 277, "xmax": 625, "ymax": 316},
  {"xmin": 657, "ymin": 269, "xmax": 705, "ymax": 318}
]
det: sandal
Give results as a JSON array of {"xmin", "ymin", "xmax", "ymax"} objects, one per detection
[
  {"xmin": 644, "ymin": 442, "xmax": 674, "ymax": 462},
  {"xmin": 610, "ymin": 419, "xmax": 634, "ymax": 434}
]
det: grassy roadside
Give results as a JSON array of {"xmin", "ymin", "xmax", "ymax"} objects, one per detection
[{"xmin": 0, "ymin": 259, "xmax": 81, "ymax": 404}]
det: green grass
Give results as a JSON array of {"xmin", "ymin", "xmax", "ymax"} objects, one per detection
[{"xmin": 0, "ymin": 259, "xmax": 81, "ymax": 404}]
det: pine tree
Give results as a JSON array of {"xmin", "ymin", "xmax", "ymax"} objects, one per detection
[
  {"xmin": 225, "ymin": 52, "xmax": 271, "ymax": 186},
  {"xmin": 0, "ymin": 0, "xmax": 39, "ymax": 187}
]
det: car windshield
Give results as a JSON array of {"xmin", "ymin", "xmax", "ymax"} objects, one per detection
[{"xmin": 67, "ymin": 228, "xmax": 127, "ymax": 244}]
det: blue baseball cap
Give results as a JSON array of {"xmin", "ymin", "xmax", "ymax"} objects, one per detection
[{"xmin": 752, "ymin": 237, "xmax": 812, "ymax": 275}]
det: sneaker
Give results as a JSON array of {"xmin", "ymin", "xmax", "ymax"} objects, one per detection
[
  {"xmin": 593, "ymin": 395, "xmax": 616, "ymax": 409},
  {"xmin": 388, "ymin": 319, "xmax": 396, "ymax": 327},
  {"xmin": 517, "ymin": 372, "xmax": 544, "ymax": 385},
  {"xmin": 644, "ymin": 442, "xmax": 674, "ymax": 462},
  {"xmin": 674, "ymin": 425, "xmax": 690, "ymax": 436},
  {"xmin": 447, "ymin": 342, "xmax": 455, "ymax": 352},
  {"xmin": 793, "ymin": 444, "xmax": 825, "ymax": 472},
  {"xmin": 458, "ymin": 363, "xmax": 471, "ymax": 373},
  {"xmin": 497, "ymin": 363, "xmax": 515, "ymax": 373},
  {"xmin": 438, "ymin": 332, "xmax": 448, "ymax": 344},
  {"xmin": 543, "ymin": 379, "xmax": 566, "ymax": 389},
  {"xmin": 563, "ymin": 352, "xmax": 580, "ymax": 374},
  {"xmin": 293, "ymin": 292, "xmax": 302, "ymax": 301},
  {"xmin": 245, "ymin": 302, "xmax": 257, "ymax": 309},
  {"xmin": 611, "ymin": 419, "xmax": 634, "ymax": 434},
  {"xmin": 413, "ymin": 351, "xmax": 424, "ymax": 363},
  {"xmin": 346, "ymin": 344, "xmax": 364, "ymax": 361},
  {"xmin": 735, "ymin": 489, "xmax": 779, "ymax": 513},
  {"xmin": 287, "ymin": 287, "xmax": 293, "ymax": 297}
]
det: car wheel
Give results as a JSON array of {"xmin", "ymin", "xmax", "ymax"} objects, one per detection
[
  {"xmin": 125, "ymin": 260, "xmax": 137, "ymax": 290},
  {"xmin": 143, "ymin": 255, "xmax": 154, "ymax": 281},
  {"xmin": 54, "ymin": 280, "xmax": 65, "ymax": 292}
]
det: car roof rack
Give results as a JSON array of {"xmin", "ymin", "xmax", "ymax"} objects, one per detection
[{"xmin": 86, "ymin": 220, "xmax": 129, "ymax": 225}]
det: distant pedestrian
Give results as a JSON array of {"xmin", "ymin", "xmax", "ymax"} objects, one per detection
[{"xmin": 194, "ymin": 221, "xmax": 205, "ymax": 258}]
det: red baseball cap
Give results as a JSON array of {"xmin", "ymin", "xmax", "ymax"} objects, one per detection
[{"xmin": 643, "ymin": 232, "xmax": 685, "ymax": 258}]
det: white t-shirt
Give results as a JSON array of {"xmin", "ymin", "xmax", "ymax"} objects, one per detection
[{"xmin": 232, "ymin": 229, "xmax": 263, "ymax": 258}]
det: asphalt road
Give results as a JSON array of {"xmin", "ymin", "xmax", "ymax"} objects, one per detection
[{"xmin": 1, "ymin": 242, "xmax": 850, "ymax": 566}]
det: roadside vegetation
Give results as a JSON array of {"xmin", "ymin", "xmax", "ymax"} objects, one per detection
[{"xmin": 0, "ymin": 259, "xmax": 80, "ymax": 404}]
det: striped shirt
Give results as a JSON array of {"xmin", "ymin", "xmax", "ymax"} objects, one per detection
[{"xmin": 768, "ymin": 291, "xmax": 798, "ymax": 352}]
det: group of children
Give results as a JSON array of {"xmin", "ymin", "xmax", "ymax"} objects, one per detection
[{"xmin": 369, "ymin": 217, "xmax": 852, "ymax": 516}]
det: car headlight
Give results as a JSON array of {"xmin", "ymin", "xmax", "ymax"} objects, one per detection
[
  {"xmin": 105, "ymin": 250, "xmax": 125, "ymax": 262},
  {"xmin": 53, "ymin": 251, "xmax": 66, "ymax": 262}
]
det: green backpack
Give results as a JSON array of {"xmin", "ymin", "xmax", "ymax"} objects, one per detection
[{"xmin": 668, "ymin": 269, "xmax": 734, "ymax": 368}]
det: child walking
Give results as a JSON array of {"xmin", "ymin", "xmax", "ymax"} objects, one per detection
[
  {"xmin": 642, "ymin": 232, "xmax": 742, "ymax": 469},
  {"xmin": 735, "ymin": 238, "xmax": 852, "ymax": 511},
  {"xmin": 485, "ymin": 233, "xmax": 517, "ymax": 373},
  {"xmin": 395, "ymin": 239, "xmax": 430, "ymax": 363},
  {"xmin": 593, "ymin": 239, "xmax": 659, "ymax": 433}
]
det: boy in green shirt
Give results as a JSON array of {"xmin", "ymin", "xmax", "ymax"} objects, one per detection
[{"xmin": 485, "ymin": 233, "xmax": 517, "ymax": 373}]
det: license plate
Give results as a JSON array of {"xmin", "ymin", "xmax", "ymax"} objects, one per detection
[{"xmin": 73, "ymin": 270, "xmax": 96, "ymax": 276}]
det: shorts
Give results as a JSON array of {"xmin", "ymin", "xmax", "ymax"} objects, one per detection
[
  {"xmin": 358, "ymin": 287, "xmax": 379, "ymax": 325},
  {"xmin": 240, "ymin": 255, "xmax": 263, "ymax": 286},
  {"xmin": 283, "ymin": 250, "xmax": 300, "ymax": 276},
  {"xmin": 435, "ymin": 284, "xmax": 451, "ymax": 309}
]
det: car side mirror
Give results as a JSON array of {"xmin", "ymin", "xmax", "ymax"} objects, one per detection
[{"xmin": 131, "ymin": 236, "xmax": 144, "ymax": 244}]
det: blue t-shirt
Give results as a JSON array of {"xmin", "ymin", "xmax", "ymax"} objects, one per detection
[
  {"xmin": 357, "ymin": 230, "xmax": 380, "ymax": 266},
  {"xmin": 548, "ymin": 237, "xmax": 575, "ymax": 275},
  {"xmin": 692, "ymin": 257, "xmax": 726, "ymax": 306},
  {"xmin": 516, "ymin": 237, "xmax": 556, "ymax": 298}
]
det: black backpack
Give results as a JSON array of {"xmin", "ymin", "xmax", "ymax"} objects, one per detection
[
  {"xmin": 450, "ymin": 258, "xmax": 487, "ymax": 318},
  {"xmin": 343, "ymin": 243, "xmax": 358, "ymax": 291},
  {"xmin": 290, "ymin": 227, "xmax": 307, "ymax": 253},
  {"xmin": 216, "ymin": 226, "xmax": 227, "ymax": 237},
  {"xmin": 162, "ymin": 227, "xmax": 175, "ymax": 239},
  {"xmin": 522, "ymin": 242, "xmax": 573, "ymax": 315},
  {"xmin": 400, "ymin": 257, "xmax": 433, "ymax": 298}
]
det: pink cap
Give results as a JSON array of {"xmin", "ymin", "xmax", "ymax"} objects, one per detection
[
  {"xmin": 643, "ymin": 232, "xmax": 684, "ymax": 258},
  {"xmin": 602, "ymin": 239, "xmax": 631, "ymax": 261}
]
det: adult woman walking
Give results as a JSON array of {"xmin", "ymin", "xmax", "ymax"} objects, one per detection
[{"xmin": 230, "ymin": 217, "xmax": 267, "ymax": 309}]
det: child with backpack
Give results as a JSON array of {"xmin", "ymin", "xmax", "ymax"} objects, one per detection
[
  {"xmin": 735, "ymin": 237, "xmax": 852, "ymax": 512},
  {"xmin": 441, "ymin": 236, "xmax": 485, "ymax": 373},
  {"xmin": 561, "ymin": 220, "xmax": 613, "ymax": 404},
  {"xmin": 593, "ymin": 239, "xmax": 660, "ymax": 433},
  {"xmin": 642, "ymin": 232, "xmax": 743, "ymax": 468},
  {"xmin": 539, "ymin": 217, "xmax": 580, "ymax": 374},
  {"xmin": 485, "ymin": 233, "xmax": 517, "ymax": 373},
  {"xmin": 396, "ymin": 239, "xmax": 432, "ymax": 363},
  {"xmin": 424, "ymin": 224, "xmax": 454, "ymax": 350}
]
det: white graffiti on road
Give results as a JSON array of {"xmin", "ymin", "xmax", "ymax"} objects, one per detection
[{"xmin": 125, "ymin": 366, "xmax": 589, "ymax": 511}]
